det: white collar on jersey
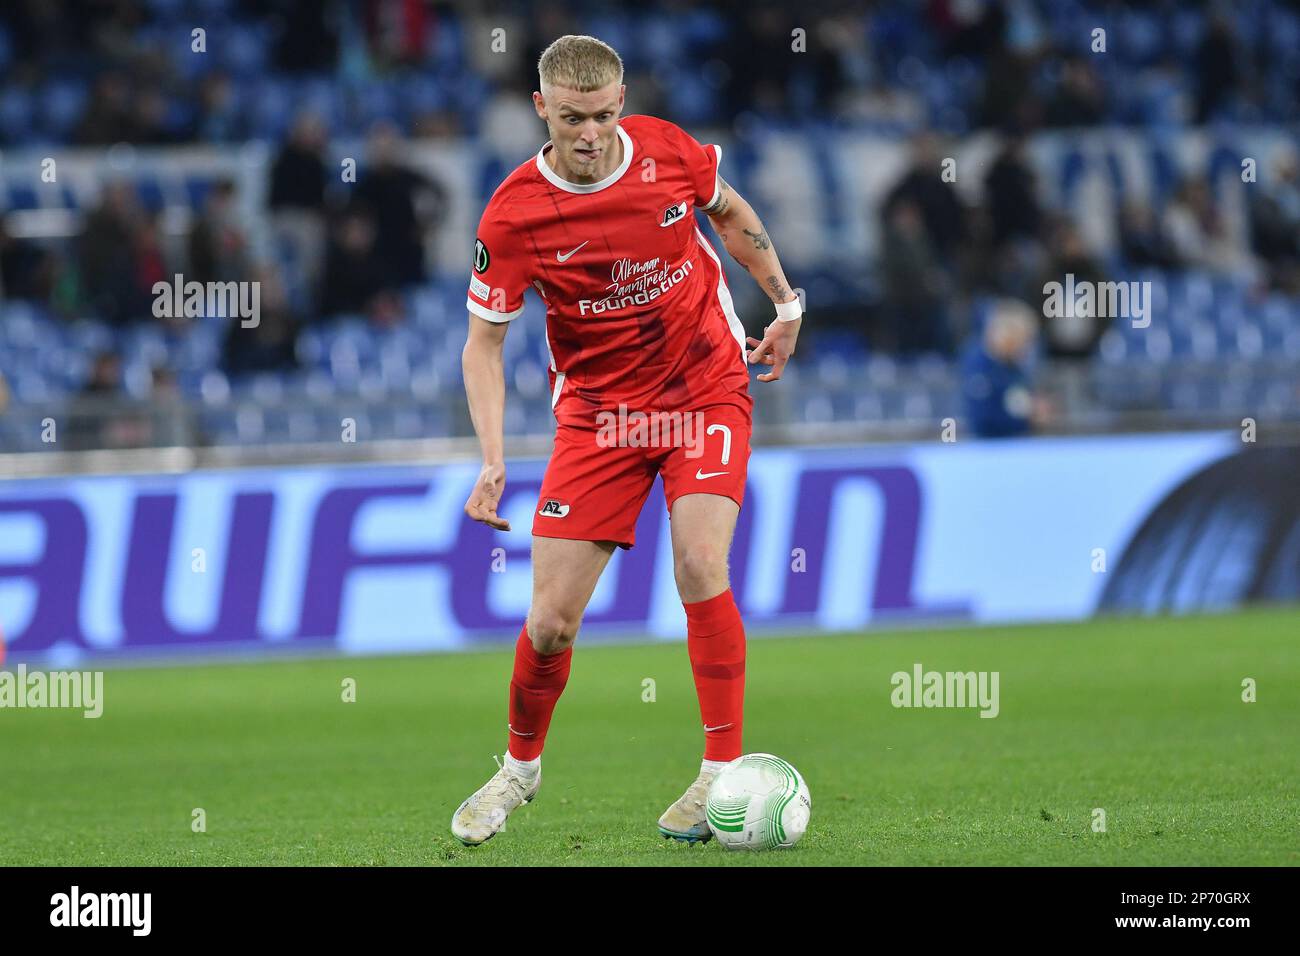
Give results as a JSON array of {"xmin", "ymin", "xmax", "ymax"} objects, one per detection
[{"xmin": 535, "ymin": 124, "xmax": 634, "ymax": 194}]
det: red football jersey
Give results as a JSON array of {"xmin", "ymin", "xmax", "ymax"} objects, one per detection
[{"xmin": 466, "ymin": 114, "xmax": 752, "ymax": 428}]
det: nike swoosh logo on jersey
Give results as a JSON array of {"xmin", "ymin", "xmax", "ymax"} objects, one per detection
[
  {"xmin": 703, "ymin": 722, "xmax": 733, "ymax": 733},
  {"xmin": 695, "ymin": 469, "xmax": 729, "ymax": 480},
  {"xmin": 556, "ymin": 241, "xmax": 589, "ymax": 262}
]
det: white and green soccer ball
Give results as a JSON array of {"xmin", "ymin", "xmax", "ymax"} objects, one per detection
[{"xmin": 706, "ymin": 753, "xmax": 811, "ymax": 850}]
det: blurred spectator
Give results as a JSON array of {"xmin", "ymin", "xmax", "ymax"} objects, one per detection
[
  {"xmin": 1162, "ymin": 177, "xmax": 1259, "ymax": 282},
  {"xmin": 223, "ymin": 267, "xmax": 301, "ymax": 377},
  {"xmin": 977, "ymin": 134, "xmax": 1050, "ymax": 297},
  {"xmin": 77, "ymin": 182, "xmax": 147, "ymax": 325},
  {"xmin": 1119, "ymin": 202, "xmax": 1177, "ymax": 270},
  {"xmin": 0, "ymin": 221, "xmax": 56, "ymax": 302},
  {"xmin": 318, "ymin": 204, "xmax": 396, "ymax": 320},
  {"xmin": 883, "ymin": 133, "xmax": 966, "ymax": 258},
  {"xmin": 880, "ymin": 199, "xmax": 951, "ymax": 355},
  {"xmin": 725, "ymin": 6, "xmax": 798, "ymax": 120},
  {"xmin": 980, "ymin": 51, "xmax": 1040, "ymax": 132},
  {"xmin": 269, "ymin": 113, "xmax": 330, "ymax": 212},
  {"xmin": 269, "ymin": 112, "xmax": 331, "ymax": 307},
  {"xmin": 976, "ymin": 0, "xmax": 1049, "ymax": 134},
  {"xmin": 1195, "ymin": 14, "xmax": 1241, "ymax": 123},
  {"xmin": 411, "ymin": 109, "xmax": 463, "ymax": 139},
  {"xmin": 1045, "ymin": 56, "xmax": 1105, "ymax": 128},
  {"xmin": 81, "ymin": 351, "xmax": 123, "ymax": 396},
  {"xmin": 74, "ymin": 72, "xmax": 135, "ymax": 145},
  {"xmin": 189, "ymin": 180, "xmax": 250, "ymax": 286},
  {"xmin": 984, "ymin": 134, "xmax": 1043, "ymax": 247},
  {"xmin": 271, "ymin": 0, "xmax": 341, "ymax": 72},
  {"xmin": 150, "ymin": 365, "xmax": 179, "ymax": 401},
  {"xmin": 1249, "ymin": 148, "xmax": 1300, "ymax": 294},
  {"xmin": 961, "ymin": 299, "xmax": 1041, "ymax": 439},
  {"xmin": 352, "ymin": 120, "xmax": 448, "ymax": 285},
  {"xmin": 66, "ymin": 353, "xmax": 191, "ymax": 449},
  {"xmin": 932, "ymin": 0, "xmax": 1006, "ymax": 61},
  {"xmin": 84, "ymin": 0, "xmax": 154, "ymax": 67},
  {"xmin": 840, "ymin": 79, "xmax": 926, "ymax": 127},
  {"xmin": 0, "ymin": 1, "xmax": 80, "ymax": 76},
  {"xmin": 134, "ymin": 212, "xmax": 170, "ymax": 322},
  {"xmin": 1031, "ymin": 220, "xmax": 1108, "ymax": 360},
  {"xmin": 148, "ymin": 365, "xmax": 195, "ymax": 445},
  {"xmin": 806, "ymin": 14, "xmax": 862, "ymax": 111},
  {"xmin": 954, "ymin": 206, "xmax": 1001, "ymax": 296},
  {"xmin": 362, "ymin": 0, "xmax": 432, "ymax": 70},
  {"xmin": 195, "ymin": 72, "xmax": 249, "ymax": 143},
  {"xmin": 131, "ymin": 88, "xmax": 181, "ymax": 145}
]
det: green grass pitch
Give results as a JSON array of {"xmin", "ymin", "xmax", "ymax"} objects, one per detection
[{"xmin": 2, "ymin": 608, "xmax": 1296, "ymax": 866}]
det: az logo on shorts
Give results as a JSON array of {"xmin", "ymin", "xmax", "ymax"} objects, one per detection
[{"xmin": 538, "ymin": 499, "xmax": 570, "ymax": 518}]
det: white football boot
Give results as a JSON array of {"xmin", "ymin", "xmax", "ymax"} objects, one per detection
[
  {"xmin": 657, "ymin": 767, "xmax": 718, "ymax": 844},
  {"xmin": 451, "ymin": 756, "xmax": 540, "ymax": 847}
]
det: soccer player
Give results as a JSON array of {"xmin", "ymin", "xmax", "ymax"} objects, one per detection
[{"xmin": 452, "ymin": 34, "xmax": 802, "ymax": 846}]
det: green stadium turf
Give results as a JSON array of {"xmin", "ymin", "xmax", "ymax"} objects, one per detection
[{"xmin": 1, "ymin": 608, "xmax": 1296, "ymax": 866}]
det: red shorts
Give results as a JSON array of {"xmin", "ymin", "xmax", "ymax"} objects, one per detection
[{"xmin": 533, "ymin": 403, "xmax": 752, "ymax": 548}]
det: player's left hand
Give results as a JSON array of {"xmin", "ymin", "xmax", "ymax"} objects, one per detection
[{"xmin": 746, "ymin": 315, "xmax": 801, "ymax": 383}]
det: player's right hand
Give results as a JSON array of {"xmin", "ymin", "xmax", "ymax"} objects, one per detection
[{"xmin": 465, "ymin": 461, "xmax": 511, "ymax": 531}]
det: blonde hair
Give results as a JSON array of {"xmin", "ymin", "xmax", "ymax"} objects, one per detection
[{"xmin": 538, "ymin": 35, "xmax": 623, "ymax": 92}]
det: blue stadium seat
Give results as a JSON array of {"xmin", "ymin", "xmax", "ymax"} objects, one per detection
[
  {"xmin": 813, "ymin": 351, "xmax": 853, "ymax": 389},
  {"xmin": 865, "ymin": 354, "xmax": 899, "ymax": 388},
  {"xmin": 221, "ymin": 23, "xmax": 270, "ymax": 74},
  {"xmin": 0, "ymin": 87, "xmax": 34, "ymax": 142},
  {"xmin": 796, "ymin": 393, "xmax": 835, "ymax": 425},
  {"xmin": 40, "ymin": 82, "xmax": 88, "ymax": 139}
]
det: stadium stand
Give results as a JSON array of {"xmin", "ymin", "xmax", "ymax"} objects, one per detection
[{"xmin": 0, "ymin": 0, "xmax": 1297, "ymax": 450}]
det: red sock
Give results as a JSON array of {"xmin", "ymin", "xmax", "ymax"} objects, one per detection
[
  {"xmin": 685, "ymin": 588, "xmax": 746, "ymax": 762},
  {"xmin": 506, "ymin": 627, "xmax": 572, "ymax": 761}
]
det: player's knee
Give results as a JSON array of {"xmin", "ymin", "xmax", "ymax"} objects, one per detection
[
  {"xmin": 526, "ymin": 608, "xmax": 579, "ymax": 654},
  {"xmin": 674, "ymin": 546, "xmax": 729, "ymax": 600}
]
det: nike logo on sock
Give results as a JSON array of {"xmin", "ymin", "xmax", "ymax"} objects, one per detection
[
  {"xmin": 508, "ymin": 724, "xmax": 536, "ymax": 737},
  {"xmin": 703, "ymin": 722, "xmax": 734, "ymax": 733}
]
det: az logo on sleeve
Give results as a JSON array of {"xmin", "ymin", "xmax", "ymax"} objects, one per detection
[{"xmin": 474, "ymin": 238, "xmax": 490, "ymax": 274}]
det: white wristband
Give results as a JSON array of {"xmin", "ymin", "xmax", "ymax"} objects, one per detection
[{"xmin": 774, "ymin": 298, "xmax": 803, "ymax": 322}]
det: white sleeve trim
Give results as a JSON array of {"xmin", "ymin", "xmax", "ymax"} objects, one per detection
[
  {"xmin": 466, "ymin": 297, "xmax": 524, "ymax": 323},
  {"xmin": 703, "ymin": 144, "xmax": 723, "ymax": 209}
]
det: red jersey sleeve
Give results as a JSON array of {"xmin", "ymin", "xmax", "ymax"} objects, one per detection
[
  {"xmin": 467, "ymin": 204, "xmax": 530, "ymax": 322},
  {"xmin": 676, "ymin": 126, "xmax": 723, "ymax": 210}
]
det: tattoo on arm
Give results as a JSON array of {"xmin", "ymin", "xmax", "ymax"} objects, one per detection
[
  {"xmin": 743, "ymin": 227, "xmax": 771, "ymax": 250},
  {"xmin": 703, "ymin": 176, "xmax": 731, "ymax": 216},
  {"xmin": 717, "ymin": 228, "xmax": 750, "ymax": 271},
  {"xmin": 765, "ymin": 275, "xmax": 791, "ymax": 301}
]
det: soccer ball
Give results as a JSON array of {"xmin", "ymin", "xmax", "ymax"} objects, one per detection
[{"xmin": 706, "ymin": 753, "xmax": 811, "ymax": 850}]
